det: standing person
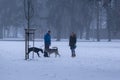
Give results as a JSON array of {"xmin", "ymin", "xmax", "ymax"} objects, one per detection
[
  {"xmin": 44, "ymin": 30, "xmax": 51, "ymax": 51},
  {"xmin": 69, "ymin": 32, "xmax": 77, "ymax": 57}
]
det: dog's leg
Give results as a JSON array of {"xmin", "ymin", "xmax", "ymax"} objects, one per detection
[
  {"xmin": 55, "ymin": 51, "xmax": 60, "ymax": 57},
  {"xmin": 57, "ymin": 53, "xmax": 61, "ymax": 57},
  {"xmin": 55, "ymin": 53, "xmax": 57, "ymax": 57},
  {"xmin": 56, "ymin": 53, "xmax": 60, "ymax": 57},
  {"xmin": 37, "ymin": 52, "xmax": 40, "ymax": 57}
]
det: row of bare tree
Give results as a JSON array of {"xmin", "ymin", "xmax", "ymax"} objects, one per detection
[{"xmin": 0, "ymin": 0, "xmax": 120, "ymax": 41}]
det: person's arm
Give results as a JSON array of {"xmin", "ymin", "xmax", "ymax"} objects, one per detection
[
  {"xmin": 69, "ymin": 36, "xmax": 71, "ymax": 46},
  {"xmin": 49, "ymin": 35, "xmax": 51, "ymax": 45},
  {"xmin": 74, "ymin": 34, "xmax": 77, "ymax": 44}
]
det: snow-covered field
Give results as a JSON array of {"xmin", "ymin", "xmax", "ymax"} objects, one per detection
[{"xmin": 0, "ymin": 41, "xmax": 120, "ymax": 80}]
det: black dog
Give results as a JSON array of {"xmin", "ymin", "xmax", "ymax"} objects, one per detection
[
  {"xmin": 27, "ymin": 47, "xmax": 43, "ymax": 57},
  {"xmin": 44, "ymin": 47, "xmax": 60, "ymax": 57}
]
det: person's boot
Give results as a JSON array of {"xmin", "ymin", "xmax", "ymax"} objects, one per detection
[
  {"xmin": 73, "ymin": 53, "xmax": 76, "ymax": 57},
  {"xmin": 72, "ymin": 53, "xmax": 76, "ymax": 57},
  {"xmin": 71, "ymin": 53, "xmax": 74, "ymax": 57}
]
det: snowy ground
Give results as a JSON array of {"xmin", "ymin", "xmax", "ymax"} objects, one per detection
[{"xmin": 0, "ymin": 41, "xmax": 120, "ymax": 80}]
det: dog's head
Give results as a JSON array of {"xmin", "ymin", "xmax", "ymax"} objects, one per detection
[{"xmin": 40, "ymin": 49, "xmax": 44, "ymax": 53}]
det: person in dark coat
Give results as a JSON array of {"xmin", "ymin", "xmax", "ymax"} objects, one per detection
[
  {"xmin": 44, "ymin": 30, "xmax": 51, "ymax": 57},
  {"xmin": 69, "ymin": 32, "xmax": 77, "ymax": 57},
  {"xmin": 44, "ymin": 30, "xmax": 51, "ymax": 51}
]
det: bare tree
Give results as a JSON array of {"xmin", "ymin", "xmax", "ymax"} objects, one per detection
[
  {"xmin": 103, "ymin": 0, "xmax": 112, "ymax": 41},
  {"xmin": 96, "ymin": 1, "xmax": 101, "ymax": 41},
  {"xmin": 24, "ymin": 0, "xmax": 34, "ymax": 60}
]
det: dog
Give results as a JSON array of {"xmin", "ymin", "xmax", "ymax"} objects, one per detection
[
  {"xmin": 27, "ymin": 47, "xmax": 43, "ymax": 57},
  {"xmin": 44, "ymin": 47, "xmax": 60, "ymax": 57}
]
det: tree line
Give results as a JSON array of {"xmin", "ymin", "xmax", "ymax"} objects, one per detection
[{"xmin": 0, "ymin": 0, "xmax": 120, "ymax": 41}]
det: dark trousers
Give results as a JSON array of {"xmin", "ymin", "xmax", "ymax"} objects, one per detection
[
  {"xmin": 70, "ymin": 46, "xmax": 76, "ymax": 57},
  {"xmin": 44, "ymin": 44, "xmax": 50, "ymax": 57},
  {"xmin": 44, "ymin": 44, "xmax": 50, "ymax": 51}
]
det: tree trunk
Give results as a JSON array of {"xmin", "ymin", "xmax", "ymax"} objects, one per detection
[
  {"xmin": 0, "ymin": 26, "xmax": 3, "ymax": 39},
  {"xmin": 106, "ymin": 5, "xmax": 112, "ymax": 41},
  {"xmin": 96, "ymin": 1, "xmax": 100, "ymax": 42}
]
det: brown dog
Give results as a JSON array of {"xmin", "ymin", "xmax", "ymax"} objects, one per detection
[{"xmin": 44, "ymin": 47, "xmax": 60, "ymax": 57}]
